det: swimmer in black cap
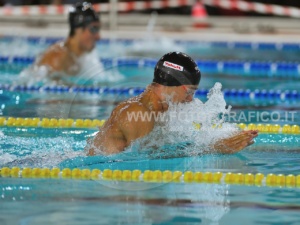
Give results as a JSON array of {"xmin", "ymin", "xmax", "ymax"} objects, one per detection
[
  {"xmin": 35, "ymin": 2, "xmax": 100, "ymax": 78},
  {"xmin": 86, "ymin": 52, "xmax": 258, "ymax": 155}
]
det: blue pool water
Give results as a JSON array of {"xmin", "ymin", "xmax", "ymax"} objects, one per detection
[
  {"xmin": 2, "ymin": 178, "xmax": 300, "ymax": 225},
  {"xmin": 1, "ymin": 36, "xmax": 300, "ymax": 224},
  {"xmin": 1, "ymin": 127, "xmax": 300, "ymax": 224}
]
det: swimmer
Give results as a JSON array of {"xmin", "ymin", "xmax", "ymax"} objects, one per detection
[
  {"xmin": 34, "ymin": 2, "xmax": 100, "ymax": 80},
  {"xmin": 86, "ymin": 52, "xmax": 258, "ymax": 155}
]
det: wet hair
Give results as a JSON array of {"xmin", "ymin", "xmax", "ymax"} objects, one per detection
[
  {"xmin": 68, "ymin": 2, "xmax": 100, "ymax": 37},
  {"xmin": 153, "ymin": 52, "xmax": 201, "ymax": 86}
]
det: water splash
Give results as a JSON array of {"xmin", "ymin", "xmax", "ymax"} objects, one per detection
[
  {"xmin": 0, "ymin": 132, "xmax": 86, "ymax": 168},
  {"xmin": 146, "ymin": 11, "xmax": 158, "ymax": 33},
  {"xmin": 16, "ymin": 49, "xmax": 124, "ymax": 86},
  {"xmin": 127, "ymin": 82, "xmax": 239, "ymax": 157},
  {"xmin": 0, "ymin": 36, "xmax": 43, "ymax": 58},
  {"xmin": 71, "ymin": 50, "xmax": 124, "ymax": 84},
  {"xmin": 127, "ymin": 12, "xmax": 185, "ymax": 58},
  {"xmin": 17, "ymin": 65, "xmax": 52, "ymax": 86}
]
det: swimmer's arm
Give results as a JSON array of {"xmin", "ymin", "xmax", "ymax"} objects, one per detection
[
  {"xmin": 87, "ymin": 105, "xmax": 154, "ymax": 155},
  {"xmin": 87, "ymin": 132, "xmax": 126, "ymax": 156},
  {"xmin": 119, "ymin": 106, "xmax": 155, "ymax": 148},
  {"xmin": 212, "ymin": 130, "xmax": 258, "ymax": 154}
]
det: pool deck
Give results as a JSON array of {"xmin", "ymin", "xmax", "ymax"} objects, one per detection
[{"xmin": 0, "ymin": 14, "xmax": 300, "ymax": 43}]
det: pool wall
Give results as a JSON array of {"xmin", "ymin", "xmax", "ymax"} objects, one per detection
[{"xmin": 1, "ymin": 14, "xmax": 300, "ymax": 42}]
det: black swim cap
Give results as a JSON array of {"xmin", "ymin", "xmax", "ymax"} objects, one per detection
[
  {"xmin": 69, "ymin": 2, "xmax": 100, "ymax": 29},
  {"xmin": 153, "ymin": 52, "xmax": 201, "ymax": 86}
]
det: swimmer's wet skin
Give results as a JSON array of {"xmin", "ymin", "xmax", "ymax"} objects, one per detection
[
  {"xmin": 86, "ymin": 52, "xmax": 258, "ymax": 155},
  {"xmin": 34, "ymin": 2, "xmax": 100, "ymax": 77}
]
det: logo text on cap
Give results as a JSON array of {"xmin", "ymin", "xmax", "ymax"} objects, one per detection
[{"xmin": 163, "ymin": 61, "xmax": 184, "ymax": 71}]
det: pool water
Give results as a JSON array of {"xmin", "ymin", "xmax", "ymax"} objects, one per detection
[
  {"xmin": 1, "ymin": 36, "xmax": 300, "ymax": 225},
  {"xmin": 1, "ymin": 127, "xmax": 300, "ymax": 224},
  {"xmin": 1, "ymin": 178, "xmax": 300, "ymax": 225}
]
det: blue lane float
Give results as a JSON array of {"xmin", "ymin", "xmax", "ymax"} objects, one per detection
[
  {"xmin": 2, "ymin": 36, "xmax": 300, "ymax": 51},
  {"xmin": 0, "ymin": 84, "xmax": 299, "ymax": 101},
  {"xmin": 0, "ymin": 57, "xmax": 299, "ymax": 78}
]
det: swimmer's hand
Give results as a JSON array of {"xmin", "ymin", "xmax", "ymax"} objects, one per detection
[{"xmin": 213, "ymin": 130, "xmax": 258, "ymax": 154}]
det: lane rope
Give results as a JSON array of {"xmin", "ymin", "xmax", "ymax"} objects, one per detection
[
  {"xmin": 1, "ymin": 167, "xmax": 300, "ymax": 188},
  {"xmin": 1, "ymin": 84, "xmax": 299, "ymax": 100},
  {"xmin": 1, "ymin": 37, "xmax": 300, "ymax": 51},
  {"xmin": 0, "ymin": 117, "xmax": 299, "ymax": 134},
  {"xmin": 1, "ymin": 57, "xmax": 300, "ymax": 77}
]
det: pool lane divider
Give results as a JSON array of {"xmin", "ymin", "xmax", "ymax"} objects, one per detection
[
  {"xmin": 0, "ymin": 117, "xmax": 105, "ymax": 128},
  {"xmin": 1, "ymin": 167, "xmax": 300, "ymax": 188},
  {"xmin": 0, "ymin": 57, "xmax": 300, "ymax": 77},
  {"xmin": 2, "ymin": 37, "xmax": 300, "ymax": 51},
  {"xmin": 1, "ymin": 84, "xmax": 300, "ymax": 100},
  {"xmin": 0, "ymin": 117, "xmax": 299, "ymax": 134}
]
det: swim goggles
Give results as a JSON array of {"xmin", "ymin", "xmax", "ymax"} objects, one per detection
[{"xmin": 88, "ymin": 25, "xmax": 100, "ymax": 34}]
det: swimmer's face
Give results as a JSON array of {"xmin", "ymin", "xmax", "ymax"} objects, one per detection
[
  {"xmin": 78, "ymin": 22, "xmax": 101, "ymax": 52},
  {"xmin": 171, "ymin": 85, "xmax": 198, "ymax": 103}
]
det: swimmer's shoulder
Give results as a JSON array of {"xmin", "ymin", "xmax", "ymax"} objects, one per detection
[
  {"xmin": 120, "ymin": 97, "xmax": 150, "ymax": 113},
  {"xmin": 108, "ymin": 97, "xmax": 150, "ymax": 121},
  {"xmin": 38, "ymin": 42, "xmax": 68, "ymax": 62},
  {"xmin": 36, "ymin": 42, "xmax": 70, "ymax": 72},
  {"xmin": 111, "ymin": 98, "xmax": 155, "ymax": 139}
]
